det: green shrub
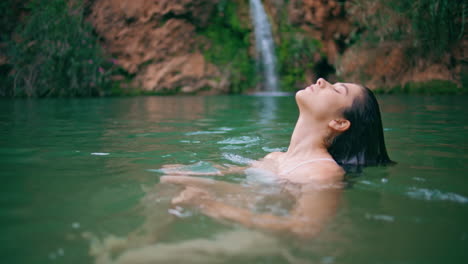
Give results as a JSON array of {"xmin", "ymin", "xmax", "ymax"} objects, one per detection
[
  {"xmin": 351, "ymin": 0, "xmax": 466, "ymax": 59},
  {"xmin": 374, "ymin": 80, "xmax": 465, "ymax": 94},
  {"xmin": 0, "ymin": 0, "xmax": 24, "ymax": 42},
  {"xmin": 199, "ymin": 0, "xmax": 257, "ymax": 94},
  {"xmin": 405, "ymin": 0, "xmax": 465, "ymax": 57},
  {"xmin": 5, "ymin": 0, "xmax": 115, "ymax": 97},
  {"xmin": 276, "ymin": 23, "xmax": 322, "ymax": 91}
]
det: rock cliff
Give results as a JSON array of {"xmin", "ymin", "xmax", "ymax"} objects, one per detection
[
  {"xmin": 266, "ymin": 0, "xmax": 354, "ymax": 88},
  {"xmin": 88, "ymin": 0, "xmax": 226, "ymax": 94},
  {"xmin": 286, "ymin": 0, "xmax": 353, "ymax": 66},
  {"xmin": 275, "ymin": 0, "xmax": 464, "ymax": 89},
  {"xmin": 337, "ymin": 1, "xmax": 465, "ymax": 89},
  {"xmin": 0, "ymin": 0, "xmax": 436, "ymax": 95},
  {"xmin": 86, "ymin": 0, "xmax": 464, "ymax": 93}
]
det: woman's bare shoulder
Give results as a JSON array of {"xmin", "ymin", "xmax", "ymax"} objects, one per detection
[
  {"xmin": 290, "ymin": 161, "xmax": 344, "ymax": 184},
  {"xmin": 263, "ymin": 151, "xmax": 284, "ymax": 160}
]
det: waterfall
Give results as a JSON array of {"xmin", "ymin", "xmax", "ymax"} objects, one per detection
[{"xmin": 249, "ymin": 0, "xmax": 279, "ymax": 92}]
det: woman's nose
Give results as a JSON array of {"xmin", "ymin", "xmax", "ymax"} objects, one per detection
[{"xmin": 316, "ymin": 78, "xmax": 327, "ymax": 88}]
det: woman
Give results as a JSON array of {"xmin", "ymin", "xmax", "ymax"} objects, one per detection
[
  {"xmin": 86, "ymin": 79, "xmax": 393, "ymax": 263},
  {"xmin": 161, "ymin": 78, "xmax": 393, "ymax": 238}
]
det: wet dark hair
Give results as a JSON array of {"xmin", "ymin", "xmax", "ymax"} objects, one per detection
[{"xmin": 328, "ymin": 86, "xmax": 394, "ymax": 168}]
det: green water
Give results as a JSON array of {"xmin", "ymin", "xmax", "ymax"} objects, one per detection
[{"xmin": 1, "ymin": 95, "xmax": 467, "ymax": 263}]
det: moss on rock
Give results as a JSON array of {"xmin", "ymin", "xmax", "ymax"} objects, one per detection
[{"xmin": 199, "ymin": 0, "xmax": 257, "ymax": 94}]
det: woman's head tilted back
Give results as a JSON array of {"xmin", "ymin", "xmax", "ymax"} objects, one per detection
[
  {"xmin": 296, "ymin": 78, "xmax": 393, "ymax": 167},
  {"xmin": 328, "ymin": 85, "xmax": 393, "ymax": 167}
]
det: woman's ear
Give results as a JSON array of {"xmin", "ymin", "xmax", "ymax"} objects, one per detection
[{"xmin": 328, "ymin": 119, "xmax": 350, "ymax": 132}]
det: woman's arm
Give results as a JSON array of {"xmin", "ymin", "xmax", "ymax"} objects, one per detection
[
  {"xmin": 167, "ymin": 177, "xmax": 342, "ymax": 239},
  {"xmin": 160, "ymin": 175, "xmax": 255, "ymax": 204},
  {"xmin": 206, "ymin": 187, "xmax": 340, "ymax": 238},
  {"xmin": 159, "ymin": 163, "xmax": 247, "ymax": 176},
  {"xmin": 158, "ymin": 152, "xmax": 279, "ymax": 176}
]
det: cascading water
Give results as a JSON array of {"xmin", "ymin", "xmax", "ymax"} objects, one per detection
[{"xmin": 249, "ymin": 0, "xmax": 279, "ymax": 92}]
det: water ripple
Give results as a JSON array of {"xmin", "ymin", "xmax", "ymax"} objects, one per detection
[
  {"xmin": 222, "ymin": 153, "xmax": 254, "ymax": 165},
  {"xmin": 365, "ymin": 213, "xmax": 395, "ymax": 222},
  {"xmin": 262, "ymin": 146, "xmax": 287, "ymax": 152},
  {"xmin": 406, "ymin": 187, "xmax": 468, "ymax": 204},
  {"xmin": 91, "ymin": 152, "xmax": 110, "ymax": 156},
  {"xmin": 217, "ymin": 136, "xmax": 261, "ymax": 145},
  {"xmin": 185, "ymin": 131, "xmax": 226, "ymax": 136}
]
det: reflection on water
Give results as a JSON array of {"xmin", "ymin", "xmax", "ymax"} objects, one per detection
[
  {"xmin": 89, "ymin": 228, "xmax": 283, "ymax": 264},
  {"xmin": 0, "ymin": 95, "xmax": 467, "ymax": 263}
]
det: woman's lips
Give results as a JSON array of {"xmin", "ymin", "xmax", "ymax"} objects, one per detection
[{"xmin": 306, "ymin": 85, "xmax": 314, "ymax": 92}]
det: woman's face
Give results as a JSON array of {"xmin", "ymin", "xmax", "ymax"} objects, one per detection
[{"xmin": 296, "ymin": 78, "xmax": 363, "ymax": 121}]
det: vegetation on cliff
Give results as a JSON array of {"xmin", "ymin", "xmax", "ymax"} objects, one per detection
[
  {"xmin": 1, "ymin": 0, "xmax": 117, "ymax": 97},
  {"xmin": 199, "ymin": 0, "xmax": 257, "ymax": 94},
  {"xmin": 341, "ymin": 0, "xmax": 466, "ymax": 92},
  {"xmin": 275, "ymin": 12, "xmax": 323, "ymax": 91},
  {"xmin": 352, "ymin": 0, "xmax": 465, "ymax": 59}
]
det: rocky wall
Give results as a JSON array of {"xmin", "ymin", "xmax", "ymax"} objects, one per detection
[
  {"xmin": 88, "ymin": 0, "xmax": 226, "ymax": 94},
  {"xmin": 271, "ymin": 0, "xmax": 464, "ymax": 89},
  {"xmin": 87, "ymin": 0, "xmax": 465, "ymax": 93}
]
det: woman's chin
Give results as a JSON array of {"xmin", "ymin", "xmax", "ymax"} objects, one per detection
[
  {"xmin": 295, "ymin": 91, "xmax": 311, "ymax": 110},
  {"xmin": 295, "ymin": 90, "xmax": 303, "ymax": 103},
  {"xmin": 296, "ymin": 89, "xmax": 312, "ymax": 101},
  {"xmin": 295, "ymin": 89, "xmax": 306, "ymax": 98}
]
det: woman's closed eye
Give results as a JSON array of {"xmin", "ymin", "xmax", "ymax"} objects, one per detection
[
  {"xmin": 334, "ymin": 84, "xmax": 349, "ymax": 95},
  {"xmin": 333, "ymin": 86, "xmax": 342, "ymax": 94}
]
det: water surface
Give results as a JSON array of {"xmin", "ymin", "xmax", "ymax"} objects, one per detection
[{"xmin": 1, "ymin": 95, "xmax": 467, "ymax": 263}]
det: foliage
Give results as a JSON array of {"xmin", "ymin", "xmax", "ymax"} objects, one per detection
[
  {"xmin": 199, "ymin": 0, "xmax": 257, "ymax": 94},
  {"xmin": 374, "ymin": 80, "xmax": 466, "ymax": 95},
  {"xmin": 276, "ymin": 22, "xmax": 322, "ymax": 91},
  {"xmin": 0, "ymin": 0, "xmax": 24, "ymax": 42},
  {"xmin": 4, "ymin": 0, "xmax": 116, "ymax": 97},
  {"xmin": 350, "ymin": 0, "xmax": 466, "ymax": 60},
  {"xmin": 0, "ymin": 0, "xmax": 25, "ymax": 92}
]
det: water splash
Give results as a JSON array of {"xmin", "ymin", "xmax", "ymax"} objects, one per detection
[
  {"xmin": 217, "ymin": 136, "xmax": 261, "ymax": 145},
  {"xmin": 91, "ymin": 152, "xmax": 110, "ymax": 156},
  {"xmin": 249, "ymin": 0, "xmax": 279, "ymax": 92},
  {"xmin": 222, "ymin": 153, "xmax": 255, "ymax": 165}
]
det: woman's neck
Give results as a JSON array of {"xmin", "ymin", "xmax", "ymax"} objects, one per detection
[{"xmin": 285, "ymin": 114, "xmax": 332, "ymax": 160}]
